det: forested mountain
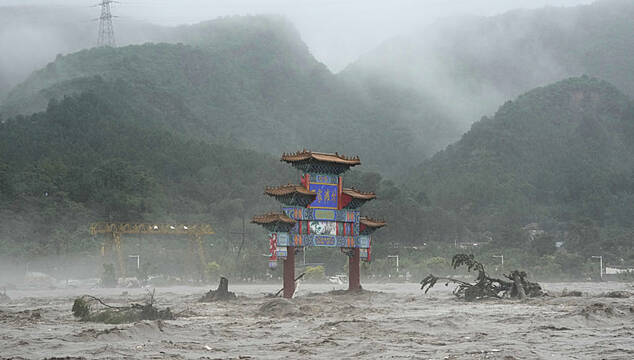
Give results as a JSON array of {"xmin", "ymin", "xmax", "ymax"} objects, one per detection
[
  {"xmin": 7, "ymin": 0, "xmax": 634, "ymax": 171},
  {"xmin": 1, "ymin": 16, "xmax": 453, "ymax": 174},
  {"xmin": 407, "ymin": 77, "xmax": 634, "ymax": 261},
  {"xmin": 2, "ymin": 4, "xmax": 634, "ymax": 275},
  {"xmin": 0, "ymin": 91, "xmax": 297, "ymax": 257},
  {"xmin": 344, "ymin": 0, "xmax": 634, "ymax": 139}
]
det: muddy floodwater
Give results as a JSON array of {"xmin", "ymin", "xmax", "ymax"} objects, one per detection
[{"xmin": 1, "ymin": 281, "xmax": 633, "ymax": 359}]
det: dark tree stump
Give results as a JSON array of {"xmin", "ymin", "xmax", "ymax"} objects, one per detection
[{"xmin": 200, "ymin": 277, "xmax": 236, "ymax": 302}]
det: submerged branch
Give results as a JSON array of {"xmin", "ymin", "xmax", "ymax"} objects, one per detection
[
  {"xmin": 72, "ymin": 291, "xmax": 174, "ymax": 324},
  {"xmin": 420, "ymin": 254, "xmax": 544, "ymax": 301}
]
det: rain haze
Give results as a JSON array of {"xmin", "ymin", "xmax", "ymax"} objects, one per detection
[
  {"xmin": 1, "ymin": 0, "xmax": 594, "ymax": 72},
  {"xmin": 1, "ymin": 0, "xmax": 634, "ymax": 359}
]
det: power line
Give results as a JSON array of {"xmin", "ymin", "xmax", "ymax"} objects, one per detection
[{"xmin": 97, "ymin": 0, "xmax": 116, "ymax": 47}]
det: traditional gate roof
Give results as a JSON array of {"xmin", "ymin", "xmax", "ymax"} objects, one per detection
[
  {"xmin": 265, "ymin": 184, "xmax": 317, "ymax": 207},
  {"xmin": 252, "ymin": 213, "xmax": 296, "ymax": 224},
  {"xmin": 265, "ymin": 184, "xmax": 315, "ymax": 196},
  {"xmin": 281, "ymin": 150, "xmax": 360, "ymax": 174},
  {"xmin": 343, "ymin": 188, "xmax": 376, "ymax": 200},
  {"xmin": 251, "ymin": 212, "xmax": 296, "ymax": 232},
  {"xmin": 360, "ymin": 217, "xmax": 386, "ymax": 234},
  {"xmin": 341, "ymin": 187, "xmax": 376, "ymax": 209}
]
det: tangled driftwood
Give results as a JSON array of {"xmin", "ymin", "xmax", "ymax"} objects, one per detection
[
  {"xmin": 420, "ymin": 254, "xmax": 544, "ymax": 301},
  {"xmin": 72, "ymin": 290, "xmax": 174, "ymax": 324}
]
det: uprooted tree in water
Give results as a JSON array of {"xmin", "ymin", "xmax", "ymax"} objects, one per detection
[
  {"xmin": 72, "ymin": 289, "xmax": 174, "ymax": 324},
  {"xmin": 420, "ymin": 254, "xmax": 544, "ymax": 301}
]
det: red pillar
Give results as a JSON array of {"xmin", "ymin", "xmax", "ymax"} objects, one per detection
[
  {"xmin": 283, "ymin": 246, "xmax": 296, "ymax": 298},
  {"xmin": 348, "ymin": 248, "xmax": 361, "ymax": 291}
]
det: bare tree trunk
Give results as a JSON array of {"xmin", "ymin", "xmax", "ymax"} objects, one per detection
[
  {"xmin": 200, "ymin": 277, "xmax": 236, "ymax": 302},
  {"xmin": 217, "ymin": 277, "xmax": 229, "ymax": 294}
]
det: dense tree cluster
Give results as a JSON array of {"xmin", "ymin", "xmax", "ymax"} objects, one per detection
[
  {"xmin": 1, "ymin": 10, "xmax": 634, "ymax": 280},
  {"xmin": 403, "ymin": 77, "xmax": 634, "ymax": 271},
  {"xmin": 0, "ymin": 92, "xmax": 295, "ymax": 259}
]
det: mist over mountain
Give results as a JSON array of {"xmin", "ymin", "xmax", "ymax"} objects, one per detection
[
  {"xmin": 1, "ymin": 15, "xmax": 453, "ymax": 174},
  {"xmin": 1, "ymin": 1, "xmax": 634, "ymax": 270},
  {"xmin": 406, "ymin": 77, "xmax": 634, "ymax": 259},
  {"xmin": 5, "ymin": 0, "xmax": 633, "ymax": 166},
  {"xmin": 0, "ymin": 5, "xmax": 167, "ymax": 99},
  {"xmin": 344, "ymin": 0, "xmax": 634, "ymax": 146}
]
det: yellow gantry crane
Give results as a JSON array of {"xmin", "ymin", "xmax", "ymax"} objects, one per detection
[{"xmin": 89, "ymin": 222, "xmax": 215, "ymax": 278}]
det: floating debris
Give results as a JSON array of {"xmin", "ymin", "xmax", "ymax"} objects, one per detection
[
  {"xmin": 72, "ymin": 290, "xmax": 173, "ymax": 324},
  {"xmin": 420, "ymin": 254, "xmax": 545, "ymax": 301},
  {"xmin": 561, "ymin": 289, "xmax": 583, "ymax": 297},
  {"xmin": 579, "ymin": 303, "xmax": 619, "ymax": 318},
  {"xmin": 257, "ymin": 298, "xmax": 300, "ymax": 317},
  {"xmin": 267, "ymin": 273, "xmax": 305, "ymax": 298},
  {"xmin": 599, "ymin": 291, "xmax": 630, "ymax": 298}
]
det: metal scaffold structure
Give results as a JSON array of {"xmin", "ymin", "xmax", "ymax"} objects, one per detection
[
  {"xmin": 89, "ymin": 222, "xmax": 215, "ymax": 279},
  {"xmin": 97, "ymin": 0, "xmax": 116, "ymax": 47}
]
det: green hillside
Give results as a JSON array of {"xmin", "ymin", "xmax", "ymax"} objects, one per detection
[
  {"xmin": 407, "ymin": 77, "xmax": 634, "ymax": 262},
  {"xmin": 3, "ymin": 10, "xmax": 634, "ymax": 278},
  {"xmin": 0, "ymin": 91, "xmax": 297, "ymax": 258},
  {"xmin": 1, "ymin": 16, "xmax": 453, "ymax": 175},
  {"xmin": 3, "ymin": 76, "xmax": 632, "ymax": 278}
]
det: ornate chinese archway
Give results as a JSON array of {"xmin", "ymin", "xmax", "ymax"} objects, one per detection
[{"xmin": 252, "ymin": 150, "xmax": 385, "ymax": 298}]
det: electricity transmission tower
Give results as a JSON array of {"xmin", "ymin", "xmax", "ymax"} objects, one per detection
[{"xmin": 97, "ymin": 0, "xmax": 116, "ymax": 47}]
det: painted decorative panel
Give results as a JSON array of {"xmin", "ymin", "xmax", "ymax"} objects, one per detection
[
  {"xmin": 308, "ymin": 182, "xmax": 338, "ymax": 209},
  {"xmin": 314, "ymin": 209, "xmax": 336, "ymax": 220},
  {"xmin": 279, "ymin": 234, "xmax": 371, "ymax": 248},
  {"xmin": 310, "ymin": 174, "xmax": 338, "ymax": 184},
  {"xmin": 357, "ymin": 235, "xmax": 371, "ymax": 248},
  {"xmin": 276, "ymin": 232, "xmax": 290, "ymax": 246},
  {"xmin": 309, "ymin": 221, "xmax": 337, "ymax": 236},
  {"xmin": 283, "ymin": 207, "xmax": 359, "ymax": 223},
  {"xmin": 276, "ymin": 246, "xmax": 288, "ymax": 259},
  {"xmin": 314, "ymin": 235, "xmax": 337, "ymax": 246}
]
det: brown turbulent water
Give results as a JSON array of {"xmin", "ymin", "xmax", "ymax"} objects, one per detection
[{"xmin": 0, "ymin": 282, "xmax": 632, "ymax": 359}]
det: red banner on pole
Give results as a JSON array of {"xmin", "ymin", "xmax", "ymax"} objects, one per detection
[{"xmin": 269, "ymin": 232, "xmax": 278, "ymax": 261}]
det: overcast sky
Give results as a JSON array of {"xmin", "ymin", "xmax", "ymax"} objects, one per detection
[{"xmin": 1, "ymin": 0, "xmax": 595, "ymax": 71}]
